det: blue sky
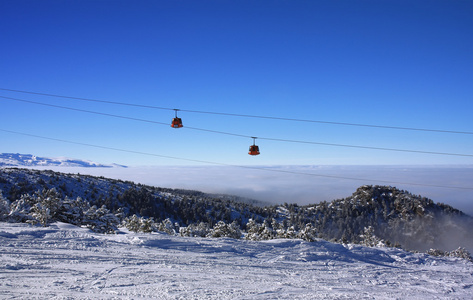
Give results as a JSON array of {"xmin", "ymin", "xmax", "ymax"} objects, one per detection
[{"xmin": 1, "ymin": 0, "xmax": 473, "ymax": 167}]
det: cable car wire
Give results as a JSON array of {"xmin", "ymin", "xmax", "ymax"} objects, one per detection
[
  {"xmin": 2, "ymin": 95, "xmax": 473, "ymax": 158},
  {"xmin": 1, "ymin": 87, "xmax": 472, "ymax": 135},
  {"xmin": 1, "ymin": 128, "xmax": 473, "ymax": 191},
  {"xmin": 0, "ymin": 95, "xmax": 169, "ymax": 126},
  {"xmin": 0, "ymin": 87, "xmax": 169, "ymax": 110}
]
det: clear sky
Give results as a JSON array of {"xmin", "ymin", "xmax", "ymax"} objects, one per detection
[{"xmin": 1, "ymin": 0, "xmax": 473, "ymax": 167}]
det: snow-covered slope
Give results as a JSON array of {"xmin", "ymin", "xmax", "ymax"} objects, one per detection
[
  {"xmin": 2, "ymin": 167, "xmax": 472, "ymax": 253},
  {"xmin": 0, "ymin": 153, "xmax": 126, "ymax": 168},
  {"xmin": 1, "ymin": 222, "xmax": 472, "ymax": 299}
]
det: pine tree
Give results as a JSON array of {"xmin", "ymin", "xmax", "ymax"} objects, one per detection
[
  {"xmin": 124, "ymin": 214, "xmax": 142, "ymax": 232},
  {"xmin": 57, "ymin": 196, "xmax": 88, "ymax": 225},
  {"xmin": 360, "ymin": 226, "xmax": 384, "ymax": 247},
  {"xmin": 0, "ymin": 191, "xmax": 10, "ymax": 221},
  {"xmin": 124, "ymin": 214, "xmax": 156, "ymax": 233},
  {"xmin": 260, "ymin": 219, "xmax": 276, "ymax": 240},
  {"xmin": 245, "ymin": 219, "xmax": 263, "ymax": 241},
  {"xmin": 298, "ymin": 223, "xmax": 317, "ymax": 242},
  {"xmin": 29, "ymin": 188, "xmax": 62, "ymax": 226},
  {"xmin": 9, "ymin": 194, "xmax": 35, "ymax": 223},
  {"xmin": 83, "ymin": 205, "xmax": 119, "ymax": 233},
  {"xmin": 158, "ymin": 218, "xmax": 177, "ymax": 235},
  {"xmin": 179, "ymin": 222, "xmax": 211, "ymax": 237},
  {"xmin": 208, "ymin": 221, "xmax": 241, "ymax": 239}
]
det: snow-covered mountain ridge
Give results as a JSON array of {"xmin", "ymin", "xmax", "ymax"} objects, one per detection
[
  {"xmin": 0, "ymin": 153, "xmax": 126, "ymax": 168},
  {"xmin": 1, "ymin": 167, "xmax": 472, "ymax": 254}
]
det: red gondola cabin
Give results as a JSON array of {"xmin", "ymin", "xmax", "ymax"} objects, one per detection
[
  {"xmin": 171, "ymin": 117, "xmax": 183, "ymax": 128},
  {"xmin": 171, "ymin": 109, "xmax": 183, "ymax": 128},
  {"xmin": 248, "ymin": 145, "xmax": 260, "ymax": 155}
]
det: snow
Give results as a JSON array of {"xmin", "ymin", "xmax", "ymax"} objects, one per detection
[
  {"xmin": 1, "ymin": 222, "xmax": 472, "ymax": 299},
  {"xmin": 0, "ymin": 153, "xmax": 126, "ymax": 168}
]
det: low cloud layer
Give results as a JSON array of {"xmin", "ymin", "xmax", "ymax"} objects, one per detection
[{"xmin": 33, "ymin": 165, "xmax": 473, "ymax": 216}]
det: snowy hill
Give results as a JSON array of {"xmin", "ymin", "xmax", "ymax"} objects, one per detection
[
  {"xmin": 1, "ymin": 221, "xmax": 472, "ymax": 299},
  {"xmin": 1, "ymin": 167, "xmax": 472, "ymax": 254},
  {"xmin": 0, "ymin": 153, "xmax": 126, "ymax": 168},
  {"xmin": 294, "ymin": 185, "xmax": 473, "ymax": 252},
  {"xmin": 0, "ymin": 167, "xmax": 270, "ymax": 228}
]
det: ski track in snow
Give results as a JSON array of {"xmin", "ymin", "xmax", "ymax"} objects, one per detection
[{"xmin": 1, "ymin": 222, "xmax": 472, "ymax": 299}]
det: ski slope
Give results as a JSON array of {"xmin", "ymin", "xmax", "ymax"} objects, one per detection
[{"xmin": 1, "ymin": 222, "xmax": 472, "ymax": 299}]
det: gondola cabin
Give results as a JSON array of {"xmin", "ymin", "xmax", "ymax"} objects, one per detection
[
  {"xmin": 171, "ymin": 117, "xmax": 183, "ymax": 128},
  {"xmin": 248, "ymin": 145, "xmax": 260, "ymax": 156}
]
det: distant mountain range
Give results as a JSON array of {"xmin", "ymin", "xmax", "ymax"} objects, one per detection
[{"xmin": 0, "ymin": 153, "xmax": 126, "ymax": 168}]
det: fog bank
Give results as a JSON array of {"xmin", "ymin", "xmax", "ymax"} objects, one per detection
[{"xmin": 30, "ymin": 165, "xmax": 473, "ymax": 216}]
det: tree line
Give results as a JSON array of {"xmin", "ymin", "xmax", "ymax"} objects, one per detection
[{"xmin": 1, "ymin": 168, "xmax": 472, "ymax": 260}]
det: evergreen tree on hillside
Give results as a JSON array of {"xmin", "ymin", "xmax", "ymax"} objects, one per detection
[
  {"xmin": 124, "ymin": 214, "xmax": 157, "ymax": 233},
  {"xmin": 83, "ymin": 205, "xmax": 120, "ymax": 234},
  {"xmin": 9, "ymin": 194, "xmax": 35, "ymax": 223},
  {"xmin": 179, "ymin": 222, "xmax": 211, "ymax": 237},
  {"xmin": 57, "ymin": 196, "xmax": 89, "ymax": 226},
  {"xmin": 0, "ymin": 191, "xmax": 10, "ymax": 221},
  {"xmin": 208, "ymin": 221, "xmax": 242, "ymax": 239},
  {"xmin": 298, "ymin": 223, "xmax": 318, "ymax": 242},
  {"xmin": 30, "ymin": 188, "xmax": 62, "ymax": 226}
]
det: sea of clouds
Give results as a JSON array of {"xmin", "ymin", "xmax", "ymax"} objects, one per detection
[{"xmin": 29, "ymin": 165, "xmax": 473, "ymax": 216}]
